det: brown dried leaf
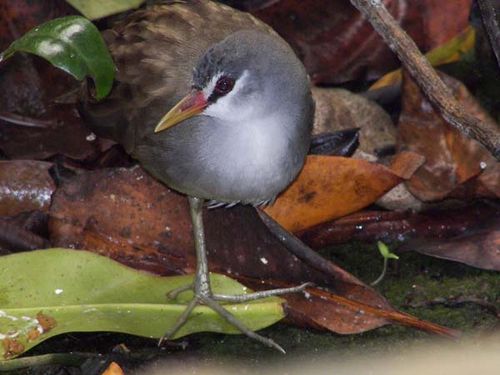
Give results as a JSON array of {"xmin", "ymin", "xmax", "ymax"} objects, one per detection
[
  {"xmin": 0, "ymin": 1, "xmax": 74, "ymax": 50},
  {"xmin": 312, "ymin": 88, "xmax": 396, "ymax": 156},
  {"xmin": 388, "ymin": 151, "xmax": 426, "ymax": 179},
  {"xmin": 298, "ymin": 203, "xmax": 500, "ymax": 271},
  {"xmin": 241, "ymin": 0, "xmax": 472, "ymax": 84},
  {"xmin": 449, "ymin": 164, "xmax": 500, "ymax": 199},
  {"xmin": 0, "ymin": 111, "xmax": 102, "ymax": 161},
  {"xmin": 282, "ymin": 287, "xmax": 458, "ymax": 338},
  {"xmin": 0, "ymin": 0, "xmax": 101, "ymax": 161},
  {"xmin": 49, "ymin": 166, "xmax": 193, "ymax": 275},
  {"xmin": 398, "ymin": 70, "xmax": 500, "ymax": 201},
  {"xmin": 49, "ymin": 167, "xmax": 446, "ymax": 335},
  {"xmin": 0, "ymin": 160, "xmax": 55, "ymax": 216},
  {"xmin": 399, "ymin": 217, "xmax": 500, "ymax": 271}
]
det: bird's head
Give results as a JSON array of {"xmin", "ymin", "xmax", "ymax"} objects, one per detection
[{"xmin": 154, "ymin": 29, "xmax": 309, "ymax": 133}]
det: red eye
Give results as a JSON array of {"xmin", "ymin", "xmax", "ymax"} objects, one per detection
[{"xmin": 214, "ymin": 76, "xmax": 235, "ymax": 95}]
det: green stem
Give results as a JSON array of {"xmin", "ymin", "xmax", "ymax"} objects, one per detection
[{"xmin": 371, "ymin": 257, "xmax": 388, "ymax": 286}]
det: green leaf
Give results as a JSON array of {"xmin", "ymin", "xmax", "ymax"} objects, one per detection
[
  {"xmin": 66, "ymin": 0, "xmax": 146, "ymax": 20},
  {"xmin": 377, "ymin": 241, "xmax": 399, "ymax": 260},
  {"xmin": 0, "ymin": 249, "xmax": 284, "ymax": 360},
  {"xmin": 370, "ymin": 26, "xmax": 475, "ymax": 90},
  {"xmin": 0, "ymin": 16, "xmax": 115, "ymax": 100}
]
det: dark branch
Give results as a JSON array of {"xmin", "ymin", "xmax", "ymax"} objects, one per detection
[
  {"xmin": 477, "ymin": 0, "xmax": 500, "ymax": 68},
  {"xmin": 350, "ymin": 0, "xmax": 500, "ymax": 160}
]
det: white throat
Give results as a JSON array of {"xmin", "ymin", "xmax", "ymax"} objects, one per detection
[{"xmin": 198, "ymin": 69, "xmax": 294, "ymax": 200}]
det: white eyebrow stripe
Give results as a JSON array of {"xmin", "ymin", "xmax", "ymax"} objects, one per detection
[
  {"xmin": 203, "ymin": 71, "xmax": 253, "ymax": 122},
  {"xmin": 202, "ymin": 71, "xmax": 224, "ymax": 99}
]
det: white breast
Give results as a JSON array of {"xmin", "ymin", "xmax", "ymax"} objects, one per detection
[{"xmin": 199, "ymin": 112, "xmax": 294, "ymax": 203}]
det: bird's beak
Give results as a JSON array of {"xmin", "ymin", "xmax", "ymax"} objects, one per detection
[{"xmin": 154, "ymin": 90, "xmax": 207, "ymax": 133}]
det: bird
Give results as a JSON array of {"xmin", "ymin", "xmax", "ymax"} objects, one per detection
[{"xmin": 80, "ymin": 0, "xmax": 314, "ymax": 352}]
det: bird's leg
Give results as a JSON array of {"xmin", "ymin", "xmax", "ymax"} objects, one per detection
[
  {"xmin": 190, "ymin": 196, "xmax": 212, "ymax": 298},
  {"xmin": 159, "ymin": 196, "xmax": 210, "ymax": 345},
  {"xmin": 160, "ymin": 196, "xmax": 310, "ymax": 353}
]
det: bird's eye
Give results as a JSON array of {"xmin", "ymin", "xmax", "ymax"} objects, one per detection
[{"xmin": 214, "ymin": 76, "xmax": 235, "ymax": 95}]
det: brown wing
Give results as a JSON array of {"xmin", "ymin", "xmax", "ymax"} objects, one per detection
[{"xmin": 80, "ymin": 0, "xmax": 271, "ymax": 154}]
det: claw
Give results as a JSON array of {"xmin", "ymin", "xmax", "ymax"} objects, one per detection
[
  {"xmin": 158, "ymin": 297, "xmax": 199, "ymax": 347},
  {"xmin": 167, "ymin": 283, "xmax": 194, "ymax": 300}
]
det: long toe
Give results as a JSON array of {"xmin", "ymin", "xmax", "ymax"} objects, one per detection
[
  {"xmin": 159, "ymin": 292, "xmax": 286, "ymax": 353},
  {"xmin": 213, "ymin": 282, "xmax": 314, "ymax": 303},
  {"xmin": 158, "ymin": 297, "xmax": 200, "ymax": 346},
  {"xmin": 200, "ymin": 295, "xmax": 286, "ymax": 354}
]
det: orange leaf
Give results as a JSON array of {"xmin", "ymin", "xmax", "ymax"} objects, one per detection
[
  {"xmin": 389, "ymin": 151, "xmax": 425, "ymax": 179},
  {"xmin": 263, "ymin": 155, "xmax": 402, "ymax": 232},
  {"xmin": 102, "ymin": 362, "xmax": 124, "ymax": 375}
]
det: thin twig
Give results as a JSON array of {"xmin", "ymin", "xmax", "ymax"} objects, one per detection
[
  {"xmin": 0, "ymin": 111, "xmax": 56, "ymax": 128},
  {"xmin": 350, "ymin": 0, "xmax": 500, "ymax": 160},
  {"xmin": 370, "ymin": 257, "xmax": 388, "ymax": 286}
]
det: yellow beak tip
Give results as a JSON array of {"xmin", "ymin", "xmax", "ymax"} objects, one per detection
[
  {"xmin": 154, "ymin": 119, "xmax": 174, "ymax": 133},
  {"xmin": 153, "ymin": 91, "xmax": 207, "ymax": 134}
]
